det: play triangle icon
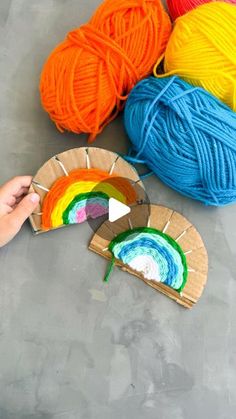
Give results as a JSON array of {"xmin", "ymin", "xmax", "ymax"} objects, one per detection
[{"xmin": 108, "ymin": 198, "xmax": 131, "ymax": 223}]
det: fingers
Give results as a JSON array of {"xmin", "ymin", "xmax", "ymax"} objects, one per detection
[
  {"xmin": 7, "ymin": 187, "xmax": 30, "ymax": 208},
  {"xmin": 0, "ymin": 192, "xmax": 40, "ymax": 248},
  {"xmin": 0, "ymin": 176, "xmax": 33, "ymax": 204},
  {"xmin": 15, "ymin": 186, "xmax": 30, "ymax": 198},
  {"xmin": 0, "ymin": 192, "xmax": 40, "ymax": 247},
  {"xmin": 0, "ymin": 177, "xmax": 40, "ymax": 247},
  {"xmin": 0, "ymin": 194, "xmax": 26, "ymax": 215},
  {"xmin": 6, "ymin": 195, "xmax": 17, "ymax": 207},
  {"xmin": 7, "ymin": 188, "xmax": 30, "ymax": 207},
  {"xmin": 15, "ymin": 195, "xmax": 25, "ymax": 205},
  {"xmin": 6, "ymin": 193, "xmax": 40, "ymax": 234},
  {"xmin": 0, "ymin": 218, "xmax": 15, "ymax": 247},
  {"xmin": 0, "ymin": 202, "xmax": 13, "ymax": 218}
]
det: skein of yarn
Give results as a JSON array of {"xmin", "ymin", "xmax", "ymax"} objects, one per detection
[
  {"xmin": 167, "ymin": 0, "xmax": 236, "ymax": 20},
  {"xmin": 40, "ymin": 0, "xmax": 171, "ymax": 142},
  {"xmin": 124, "ymin": 76, "xmax": 236, "ymax": 206},
  {"xmin": 155, "ymin": 2, "xmax": 236, "ymax": 112}
]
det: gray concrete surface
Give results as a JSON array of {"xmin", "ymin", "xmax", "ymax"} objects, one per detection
[{"xmin": 0, "ymin": 1, "xmax": 236, "ymax": 418}]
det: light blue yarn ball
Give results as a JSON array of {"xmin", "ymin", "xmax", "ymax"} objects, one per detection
[{"xmin": 124, "ymin": 76, "xmax": 236, "ymax": 206}]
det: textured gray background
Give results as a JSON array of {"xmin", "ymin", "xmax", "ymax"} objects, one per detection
[{"xmin": 0, "ymin": 1, "xmax": 236, "ymax": 418}]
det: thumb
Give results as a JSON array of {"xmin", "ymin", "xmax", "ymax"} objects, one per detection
[{"xmin": 7, "ymin": 193, "xmax": 40, "ymax": 231}]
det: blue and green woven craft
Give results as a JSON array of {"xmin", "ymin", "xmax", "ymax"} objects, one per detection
[{"xmin": 104, "ymin": 227, "xmax": 188, "ymax": 293}]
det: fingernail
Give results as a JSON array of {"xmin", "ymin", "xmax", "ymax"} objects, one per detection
[{"xmin": 30, "ymin": 193, "xmax": 40, "ymax": 204}]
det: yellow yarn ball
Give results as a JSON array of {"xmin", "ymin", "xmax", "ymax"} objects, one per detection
[{"xmin": 155, "ymin": 2, "xmax": 236, "ymax": 111}]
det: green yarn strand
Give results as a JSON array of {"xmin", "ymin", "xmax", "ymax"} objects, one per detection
[{"xmin": 104, "ymin": 255, "xmax": 116, "ymax": 283}]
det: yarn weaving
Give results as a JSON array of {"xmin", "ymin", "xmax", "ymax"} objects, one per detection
[
  {"xmin": 156, "ymin": 2, "xmax": 236, "ymax": 111},
  {"xmin": 104, "ymin": 227, "xmax": 188, "ymax": 292},
  {"xmin": 40, "ymin": 0, "xmax": 171, "ymax": 142},
  {"xmin": 167, "ymin": 0, "xmax": 236, "ymax": 20},
  {"xmin": 42, "ymin": 168, "xmax": 137, "ymax": 229},
  {"xmin": 124, "ymin": 76, "xmax": 236, "ymax": 206}
]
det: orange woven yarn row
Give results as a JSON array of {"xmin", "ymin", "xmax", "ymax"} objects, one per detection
[{"xmin": 40, "ymin": 0, "xmax": 171, "ymax": 142}]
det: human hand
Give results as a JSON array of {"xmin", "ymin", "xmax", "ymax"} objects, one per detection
[{"xmin": 0, "ymin": 176, "xmax": 40, "ymax": 247}]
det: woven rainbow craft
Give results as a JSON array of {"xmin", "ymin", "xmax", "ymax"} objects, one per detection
[
  {"xmin": 30, "ymin": 148, "xmax": 144, "ymax": 234},
  {"xmin": 41, "ymin": 168, "xmax": 137, "ymax": 230},
  {"xmin": 104, "ymin": 227, "xmax": 188, "ymax": 293},
  {"xmin": 90, "ymin": 204, "xmax": 208, "ymax": 308}
]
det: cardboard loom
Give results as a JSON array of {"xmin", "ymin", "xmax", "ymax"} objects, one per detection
[
  {"xmin": 89, "ymin": 204, "xmax": 208, "ymax": 309},
  {"xmin": 29, "ymin": 147, "xmax": 145, "ymax": 234}
]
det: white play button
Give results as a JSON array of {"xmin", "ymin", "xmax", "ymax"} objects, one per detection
[{"xmin": 108, "ymin": 198, "xmax": 131, "ymax": 223}]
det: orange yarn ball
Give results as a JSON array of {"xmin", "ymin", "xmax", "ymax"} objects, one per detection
[{"xmin": 40, "ymin": 0, "xmax": 171, "ymax": 142}]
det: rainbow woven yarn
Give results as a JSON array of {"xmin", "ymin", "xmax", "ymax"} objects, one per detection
[
  {"xmin": 42, "ymin": 168, "xmax": 137, "ymax": 229},
  {"xmin": 105, "ymin": 227, "xmax": 188, "ymax": 292},
  {"xmin": 124, "ymin": 76, "xmax": 236, "ymax": 206},
  {"xmin": 157, "ymin": 2, "xmax": 236, "ymax": 111}
]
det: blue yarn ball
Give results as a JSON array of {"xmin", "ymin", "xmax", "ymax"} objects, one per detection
[{"xmin": 124, "ymin": 76, "xmax": 236, "ymax": 206}]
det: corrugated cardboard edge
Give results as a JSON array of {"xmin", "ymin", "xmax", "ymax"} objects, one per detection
[
  {"xmin": 29, "ymin": 147, "xmax": 145, "ymax": 234},
  {"xmin": 89, "ymin": 204, "xmax": 208, "ymax": 309}
]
